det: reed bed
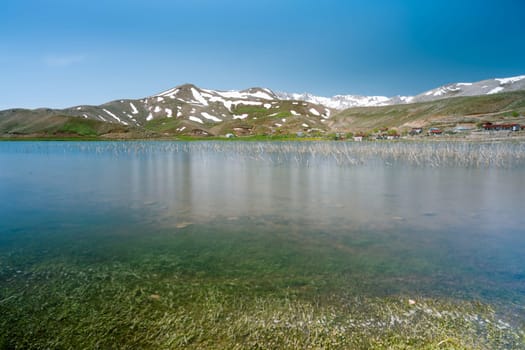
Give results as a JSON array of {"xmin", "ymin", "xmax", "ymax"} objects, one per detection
[{"xmin": 3, "ymin": 140, "xmax": 524, "ymax": 168}]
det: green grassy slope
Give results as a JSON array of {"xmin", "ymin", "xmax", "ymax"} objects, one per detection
[
  {"xmin": 142, "ymin": 100, "xmax": 328, "ymax": 137},
  {"xmin": 0, "ymin": 110, "xmax": 134, "ymax": 138},
  {"xmin": 329, "ymin": 91, "xmax": 525, "ymax": 132}
]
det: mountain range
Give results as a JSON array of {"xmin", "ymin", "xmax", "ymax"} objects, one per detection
[
  {"xmin": 277, "ymin": 75, "xmax": 525, "ymax": 108},
  {"xmin": 1, "ymin": 75, "xmax": 524, "ymax": 138}
]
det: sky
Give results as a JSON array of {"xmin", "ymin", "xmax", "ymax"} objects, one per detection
[{"xmin": 1, "ymin": 0, "xmax": 524, "ymax": 109}]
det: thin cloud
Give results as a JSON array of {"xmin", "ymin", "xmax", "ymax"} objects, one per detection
[{"xmin": 44, "ymin": 54, "xmax": 85, "ymax": 67}]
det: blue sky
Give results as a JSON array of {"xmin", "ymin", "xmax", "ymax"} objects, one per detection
[{"xmin": 1, "ymin": 0, "xmax": 524, "ymax": 109}]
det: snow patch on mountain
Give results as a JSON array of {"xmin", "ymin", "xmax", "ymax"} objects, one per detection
[
  {"xmin": 201, "ymin": 112, "xmax": 222, "ymax": 122},
  {"xmin": 158, "ymin": 87, "xmax": 179, "ymax": 98},
  {"xmin": 496, "ymin": 75, "xmax": 525, "ymax": 85},
  {"xmin": 309, "ymin": 108, "xmax": 320, "ymax": 116},
  {"xmin": 103, "ymin": 108, "xmax": 128, "ymax": 125},
  {"xmin": 247, "ymin": 90, "xmax": 275, "ymax": 100},
  {"xmin": 276, "ymin": 92, "xmax": 391, "ymax": 110},
  {"xmin": 205, "ymin": 88, "xmax": 274, "ymax": 101},
  {"xmin": 233, "ymin": 101, "xmax": 262, "ymax": 107},
  {"xmin": 487, "ymin": 86, "xmax": 504, "ymax": 95},
  {"xmin": 130, "ymin": 102, "xmax": 139, "ymax": 114},
  {"xmin": 399, "ymin": 96, "xmax": 414, "ymax": 103},
  {"xmin": 189, "ymin": 116, "xmax": 203, "ymax": 124},
  {"xmin": 191, "ymin": 88, "xmax": 209, "ymax": 106}
]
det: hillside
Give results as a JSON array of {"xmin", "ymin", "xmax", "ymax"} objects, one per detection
[
  {"xmin": 0, "ymin": 84, "xmax": 333, "ymax": 138},
  {"xmin": 0, "ymin": 109, "xmax": 137, "ymax": 139},
  {"xmin": 328, "ymin": 90, "xmax": 525, "ymax": 134}
]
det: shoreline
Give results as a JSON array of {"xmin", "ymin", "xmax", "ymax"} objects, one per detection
[{"xmin": 1, "ymin": 132, "xmax": 525, "ymax": 143}]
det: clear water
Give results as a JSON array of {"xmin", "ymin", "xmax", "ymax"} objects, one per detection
[{"xmin": 1, "ymin": 141, "xmax": 524, "ymax": 315}]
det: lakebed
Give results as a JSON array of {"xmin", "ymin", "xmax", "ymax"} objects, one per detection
[{"xmin": 1, "ymin": 141, "xmax": 524, "ymax": 349}]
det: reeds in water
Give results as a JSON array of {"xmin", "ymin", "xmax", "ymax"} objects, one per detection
[{"xmin": 3, "ymin": 140, "xmax": 524, "ymax": 168}]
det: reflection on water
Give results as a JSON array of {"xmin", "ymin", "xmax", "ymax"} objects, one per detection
[{"xmin": 0, "ymin": 141, "xmax": 524, "ymax": 308}]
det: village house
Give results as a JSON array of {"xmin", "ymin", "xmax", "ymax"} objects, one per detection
[
  {"xmin": 428, "ymin": 127, "xmax": 442, "ymax": 135},
  {"xmin": 409, "ymin": 128, "xmax": 423, "ymax": 135},
  {"xmin": 482, "ymin": 122, "xmax": 521, "ymax": 131}
]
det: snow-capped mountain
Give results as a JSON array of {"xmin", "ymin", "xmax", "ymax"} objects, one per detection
[
  {"xmin": 275, "ymin": 92, "xmax": 394, "ymax": 109},
  {"xmin": 1, "ymin": 74, "xmax": 524, "ymax": 137},
  {"xmin": 412, "ymin": 75, "xmax": 525, "ymax": 103},
  {"xmin": 279, "ymin": 75, "xmax": 525, "ymax": 109},
  {"xmin": 47, "ymin": 84, "xmax": 332, "ymax": 134}
]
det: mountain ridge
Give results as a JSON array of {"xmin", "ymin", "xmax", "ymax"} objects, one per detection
[
  {"xmin": 278, "ymin": 75, "xmax": 525, "ymax": 109},
  {"xmin": 1, "ymin": 75, "xmax": 524, "ymax": 138}
]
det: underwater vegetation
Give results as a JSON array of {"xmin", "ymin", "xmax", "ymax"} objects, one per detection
[{"xmin": 1, "ymin": 221, "xmax": 524, "ymax": 349}]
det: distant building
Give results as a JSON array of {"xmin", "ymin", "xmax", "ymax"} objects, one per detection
[
  {"xmin": 482, "ymin": 122, "xmax": 521, "ymax": 131},
  {"xmin": 409, "ymin": 128, "xmax": 423, "ymax": 135}
]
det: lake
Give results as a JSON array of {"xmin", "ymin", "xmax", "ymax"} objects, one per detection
[{"xmin": 1, "ymin": 141, "xmax": 524, "ymax": 348}]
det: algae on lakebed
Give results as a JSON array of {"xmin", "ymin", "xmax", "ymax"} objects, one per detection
[{"xmin": 0, "ymin": 220, "xmax": 524, "ymax": 349}]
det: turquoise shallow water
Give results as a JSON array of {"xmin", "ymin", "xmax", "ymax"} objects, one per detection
[{"xmin": 0, "ymin": 141, "xmax": 524, "ymax": 315}]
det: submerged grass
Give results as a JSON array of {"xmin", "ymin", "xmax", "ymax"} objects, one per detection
[
  {"xmin": 1, "ymin": 264, "xmax": 524, "ymax": 349},
  {"xmin": 1, "ymin": 222, "xmax": 524, "ymax": 349}
]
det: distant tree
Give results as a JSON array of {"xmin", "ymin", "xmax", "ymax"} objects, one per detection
[
  {"xmin": 387, "ymin": 129, "xmax": 398, "ymax": 136},
  {"xmin": 512, "ymin": 111, "xmax": 519, "ymax": 118}
]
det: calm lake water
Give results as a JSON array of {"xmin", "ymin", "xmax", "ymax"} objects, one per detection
[{"xmin": 1, "ymin": 141, "xmax": 524, "ymax": 318}]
